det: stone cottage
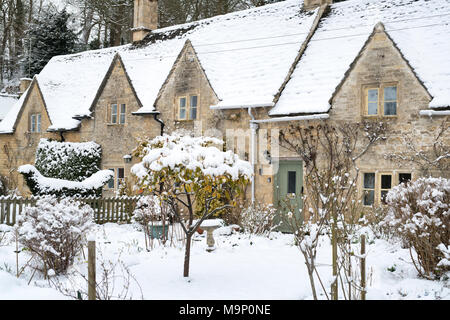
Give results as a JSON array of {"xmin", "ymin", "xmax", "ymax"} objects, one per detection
[{"xmin": 0, "ymin": 0, "xmax": 448, "ymax": 217}]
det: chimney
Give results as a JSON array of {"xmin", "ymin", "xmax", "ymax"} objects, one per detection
[
  {"xmin": 19, "ymin": 78, "xmax": 32, "ymax": 96},
  {"xmin": 304, "ymin": 0, "xmax": 333, "ymax": 10},
  {"xmin": 132, "ymin": 0, "xmax": 158, "ymax": 42}
]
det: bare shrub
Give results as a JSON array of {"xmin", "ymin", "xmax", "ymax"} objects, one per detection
[
  {"xmin": 131, "ymin": 195, "xmax": 171, "ymax": 250},
  {"xmin": 49, "ymin": 248, "xmax": 143, "ymax": 300},
  {"xmin": 240, "ymin": 202, "xmax": 277, "ymax": 236},
  {"xmin": 381, "ymin": 177, "xmax": 449, "ymax": 279},
  {"xmin": 17, "ymin": 196, "xmax": 94, "ymax": 275}
]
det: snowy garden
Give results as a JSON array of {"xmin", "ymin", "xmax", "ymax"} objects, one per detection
[{"xmin": 0, "ymin": 133, "xmax": 448, "ymax": 300}]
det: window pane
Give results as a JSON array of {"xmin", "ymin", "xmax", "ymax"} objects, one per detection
[
  {"xmin": 384, "ymin": 86, "xmax": 397, "ymax": 101},
  {"xmin": 120, "ymin": 104, "xmax": 126, "ymax": 124},
  {"xmin": 179, "ymin": 108, "xmax": 186, "ymax": 119},
  {"xmin": 363, "ymin": 190, "xmax": 374, "ymax": 206},
  {"xmin": 368, "ymin": 89, "xmax": 378, "ymax": 101},
  {"xmin": 107, "ymin": 169, "xmax": 114, "ymax": 189},
  {"xmin": 37, "ymin": 114, "xmax": 41, "ymax": 132},
  {"xmin": 118, "ymin": 168, "xmax": 124, "ymax": 179},
  {"xmin": 180, "ymin": 97, "xmax": 186, "ymax": 108},
  {"xmin": 368, "ymin": 102, "xmax": 378, "ymax": 115},
  {"xmin": 190, "ymin": 95, "xmax": 198, "ymax": 107},
  {"xmin": 179, "ymin": 98, "xmax": 186, "ymax": 119},
  {"xmin": 384, "ymin": 102, "xmax": 397, "ymax": 115},
  {"xmin": 190, "ymin": 107, "xmax": 197, "ymax": 120},
  {"xmin": 30, "ymin": 115, "xmax": 36, "ymax": 132},
  {"xmin": 117, "ymin": 168, "xmax": 125, "ymax": 188},
  {"xmin": 288, "ymin": 171, "xmax": 296, "ymax": 194},
  {"xmin": 364, "ymin": 173, "xmax": 375, "ymax": 189},
  {"xmin": 381, "ymin": 175, "xmax": 392, "ymax": 189},
  {"xmin": 381, "ymin": 191, "xmax": 389, "ymax": 204},
  {"xmin": 399, "ymin": 173, "xmax": 411, "ymax": 185},
  {"xmin": 111, "ymin": 104, "xmax": 118, "ymax": 123}
]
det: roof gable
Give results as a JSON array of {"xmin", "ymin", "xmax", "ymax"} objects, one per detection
[
  {"xmin": 271, "ymin": 0, "xmax": 450, "ymax": 116},
  {"xmin": 0, "ymin": 78, "xmax": 53, "ymax": 133},
  {"xmin": 329, "ymin": 22, "xmax": 432, "ymax": 107},
  {"xmin": 86, "ymin": 53, "xmax": 145, "ymax": 117},
  {"xmin": 145, "ymin": 39, "xmax": 218, "ymax": 114}
]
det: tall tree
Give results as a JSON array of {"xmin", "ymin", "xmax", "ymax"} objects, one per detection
[{"xmin": 24, "ymin": 8, "xmax": 77, "ymax": 77}]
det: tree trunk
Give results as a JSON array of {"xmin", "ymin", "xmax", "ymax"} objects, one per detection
[{"xmin": 183, "ymin": 232, "xmax": 193, "ymax": 277}]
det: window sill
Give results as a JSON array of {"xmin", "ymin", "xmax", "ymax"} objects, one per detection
[{"xmin": 176, "ymin": 119, "xmax": 197, "ymax": 122}]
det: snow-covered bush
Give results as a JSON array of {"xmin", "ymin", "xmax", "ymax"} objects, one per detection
[
  {"xmin": 132, "ymin": 133, "xmax": 251, "ymax": 277},
  {"xmin": 18, "ymin": 164, "xmax": 113, "ymax": 197},
  {"xmin": 35, "ymin": 139, "xmax": 102, "ymax": 182},
  {"xmin": 381, "ymin": 177, "xmax": 449, "ymax": 279},
  {"xmin": 17, "ymin": 196, "xmax": 94, "ymax": 275},
  {"xmin": 240, "ymin": 202, "xmax": 277, "ymax": 236}
]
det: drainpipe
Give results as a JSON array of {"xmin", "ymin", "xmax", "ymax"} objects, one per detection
[
  {"xmin": 153, "ymin": 113, "xmax": 165, "ymax": 136},
  {"xmin": 248, "ymin": 107, "xmax": 258, "ymax": 205}
]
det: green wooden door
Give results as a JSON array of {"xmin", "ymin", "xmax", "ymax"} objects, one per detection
[{"xmin": 273, "ymin": 160, "xmax": 303, "ymax": 233}]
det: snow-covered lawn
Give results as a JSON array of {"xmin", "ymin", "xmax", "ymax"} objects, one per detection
[{"xmin": 0, "ymin": 223, "xmax": 448, "ymax": 300}]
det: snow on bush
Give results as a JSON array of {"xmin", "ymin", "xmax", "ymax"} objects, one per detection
[
  {"xmin": 35, "ymin": 139, "xmax": 102, "ymax": 182},
  {"xmin": 17, "ymin": 196, "xmax": 94, "ymax": 275},
  {"xmin": 131, "ymin": 133, "xmax": 253, "ymax": 184},
  {"xmin": 240, "ymin": 202, "xmax": 278, "ymax": 236},
  {"xmin": 18, "ymin": 164, "xmax": 113, "ymax": 197},
  {"xmin": 381, "ymin": 177, "xmax": 449, "ymax": 279}
]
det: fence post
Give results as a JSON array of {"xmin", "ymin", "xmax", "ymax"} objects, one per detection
[
  {"xmin": 88, "ymin": 240, "xmax": 96, "ymax": 300},
  {"xmin": 360, "ymin": 234, "xmax": 366, "ymax": 300}
]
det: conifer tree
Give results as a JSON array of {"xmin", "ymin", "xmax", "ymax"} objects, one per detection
[{"xmin": 24, "ymin": 8, "xmax": 77, "ymax": 77}]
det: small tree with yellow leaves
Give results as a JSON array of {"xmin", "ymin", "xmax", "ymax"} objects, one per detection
[{"xmin": 132, "ymin": 133, "xmax": 252, "ymax": 277}]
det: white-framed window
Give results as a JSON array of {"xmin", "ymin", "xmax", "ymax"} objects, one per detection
[{"xmin": 30, "ymin": 113, "xmax": 41, "ymax": 133}]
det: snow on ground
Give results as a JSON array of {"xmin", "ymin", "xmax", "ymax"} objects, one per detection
[{"xmin": 0, "ymin": 223, "xmax": 448, "ymax": 300}]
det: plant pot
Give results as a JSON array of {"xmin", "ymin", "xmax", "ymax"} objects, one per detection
[{"xmin": 197, "ymin": 227, "xmax": 204, "ymax": 235}]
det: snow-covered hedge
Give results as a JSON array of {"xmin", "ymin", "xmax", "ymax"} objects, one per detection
[
  {"xmin": 35, "ymin": 139, "xmax": 102, "ymax": 182},
  {"xmin": 19, "ymin": 164, "xmax": 113, "ymax": 197},
  {"xmin": 17, "ymin": 196, "xmax": 94, "ymax": 275},
  {"xmin": 382, "ymin": 177, "xmax": 449, "ymax": 278}
]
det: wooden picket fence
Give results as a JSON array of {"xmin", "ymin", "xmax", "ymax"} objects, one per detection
[{"xmin": 0, "ymin": 196, "xmax": 140, "ymax": 226}]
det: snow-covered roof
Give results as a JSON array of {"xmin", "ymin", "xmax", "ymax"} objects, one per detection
[
  {"xmin": 271, "ymin": 0, "xmax": 450, "ymax": 116},
  {"xmin": 0, "ymin": 0, "xmax": 318, "ymax": 131},
  {"xmin": 1, "ymin": 0, "xmax": 448, "ymax": 131},
  {"xmin": 0, "ymin": 94, "xmax": 18, "ymax": 121}
]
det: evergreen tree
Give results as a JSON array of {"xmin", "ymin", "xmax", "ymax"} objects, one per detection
[{"xmin": 24, "ymin": 8, "xmax": 77, "ymax": 77}]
